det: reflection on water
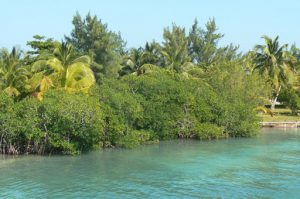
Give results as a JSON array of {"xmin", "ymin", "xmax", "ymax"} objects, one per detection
[{"xmin": 0, "ymin": 128, "xmax": 300, "ymax": 198}]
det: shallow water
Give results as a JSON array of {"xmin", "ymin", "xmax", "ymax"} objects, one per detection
[{"xmin": 0, "ymin": 128, "xmax": 300, "ymax": 198}]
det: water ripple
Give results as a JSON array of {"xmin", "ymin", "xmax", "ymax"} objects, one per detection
[{"xmin": 0, "ymin": 129, "xmax": 300, "ymax": 198}]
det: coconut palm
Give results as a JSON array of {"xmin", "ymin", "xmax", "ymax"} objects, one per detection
[
  {"xmin": 288, "ymin": 45, "xmax": 300, "ymax": 90},
  {"xmin": 142, "ymin": 42, "xmax": 164, "ymax": 66},
  {"xmin": 161, "ymin": 24, "xmax": 191, "ymax": 72},
  {"xmin": 119, "ymin": 48, "xmax": 144, "ymax": 76},
  {"xmin": 253, "ymin": 36, "xmax": 296, "ymax": 110},
  {"xmin": 0, "ymin": 47, "xmax": 29, "ymax": 96},
  {"xmin": 31, "ymin": 42, "xmax": 95, "ymax": 99},
  {"xmin": 120, "ymin": 42, "xmax": 164, "ymax": 76}
]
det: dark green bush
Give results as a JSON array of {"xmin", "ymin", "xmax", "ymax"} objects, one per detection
[
  {"xmin": 116, "ymin": 130, "xmax": 154, "ymax": 149},
  {"xmin": 0, "ymin": 91, "xmax": 104, "ymax": 155},
  {"xmin": 123, "ymin": 70, "xmax": 199, "ymax": 139},
  {"xmin": 0, "ymin": 93, "xmax": 41, "ymax": 154},
  {"xmin": 96, "ymin": 79, "xmax": 145, "ymax": 147},
  {"xmin": 279, "ymin": 86, "xmax": 300, "ymax": 115},
  {"xmin": 194, "ymin": 123, "xmax": 226, "ymax": 140},
  {"xmin": 121, "ymin": 64, "xmax": 262, "ymax": 139},
  {"xmin": 38, "ymin": 90, "xmax": 104, "ymax": 154},
  {"xmin": 0, "ymin": 62, "xmax": 264, "ymax": 155},
  {"xmin": 203, "ymin": 62, "xmax": 264, "ymax": 137}
]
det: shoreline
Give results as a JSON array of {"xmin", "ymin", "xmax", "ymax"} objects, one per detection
[{"xmin": 261, "ymin": 121, "xmax": 300, "ymax": 128}]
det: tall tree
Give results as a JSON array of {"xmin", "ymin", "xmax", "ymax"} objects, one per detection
[
  {"xmin": 161, "ymin": 24, "xmax": 191, "ymax": 72},
  {"xmin": 65, "ymin": 12, "xmax": 126, "ymax": 81},
  {"xmin": 119, "ymin": 41, "xmax": 164, "ymax": 76},
  {"xmin": 119, "ymin": 48, "xmax": 144, "ymax": 76},
  {"xmin": 25, "ymin": 35, "xmax": 60, "ymax": 64},
  {"xmin": 289, "ymin": 44, "xmax": 300, "ymax": 69},
  {"xmin": 188, "ymin": 18, "xmax": 239, "ymax": 69},
  {"xmin": 142, "ymin": 41, "xmax": 164, "ymax": 66},
  {"xmin": 253, "ymin": 36, "xmax": 296, "ymax": 109}
]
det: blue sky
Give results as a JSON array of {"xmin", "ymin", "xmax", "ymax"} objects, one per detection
[{"xmin": 1, "ymin": 0, "xmax": 299, "ymax": 52}]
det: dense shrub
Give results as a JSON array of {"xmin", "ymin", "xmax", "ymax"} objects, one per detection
[
  {"xmin": 0, "ymin": 91, "xmax": 104, "ymax": 155},
  {"xmin": 96, "ymin": 79, "xmax": 149, "ymax": 147},
  {"xmin": 0, "ymin": 62, "xmax": 265, "ymax": 155},
  {"xmin": 203, "ymin": 62, "xmax": 264, "ymax": 137},
  {"xmin": 0, "ymin": 93, "xmax": 26, "ymax": 154},
  {"xmin": 121, "ymin": 64, "xmax": 262, "ymax": 139},
  {"xmin": 123, "ymin": 71, "xmax": 196, "ymax": 139},
  {"xmin": 37, "ymin": 91, "xmax": 104, "ymax": 154},
  {"xmin": 279, "ymin": 86, "xmax": 300, "ymax": 115},
  {"xmin": 194, "ymin": 123, "xmax": 226, "ymax": 140},
  {"xmin": 116, "ymin": 130, "xmax": 154, "ymax": 149}
]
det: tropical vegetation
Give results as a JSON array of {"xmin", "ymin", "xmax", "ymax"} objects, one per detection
[{"xmin": 1, "ymin": 13, "xmax": 300, "ymax": 155}]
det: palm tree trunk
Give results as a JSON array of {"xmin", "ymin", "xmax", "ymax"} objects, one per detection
[{"xmin": 271, "ymin": 85, "xmax": 281, "ymax": 110}]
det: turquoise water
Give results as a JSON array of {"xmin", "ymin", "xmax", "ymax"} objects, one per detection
[{"xmin": 0, "ymin": 129, "xmax": 300, "ymax": 198}]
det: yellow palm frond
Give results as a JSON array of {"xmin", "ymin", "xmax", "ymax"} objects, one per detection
[
  {"xmin": 65, "ymin": 63, "xmax": 95, "ymax": 92},
  {"xmin": 47, "ymin": 58, "xmax": 65, "ymax": 73}
]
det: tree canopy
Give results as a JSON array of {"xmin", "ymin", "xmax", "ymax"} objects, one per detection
[
  {"xmin": 65, "ymin": 12, "xmax": 126, "ymax": 81},
  {"xmin": 0, "ymin": 13, "xmax": 300, "ymax": 155}
]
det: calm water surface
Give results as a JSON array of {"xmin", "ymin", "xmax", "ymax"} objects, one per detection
[{"xmin": 0, "ymin": 128, "xmax": 300, "ymax": 198}]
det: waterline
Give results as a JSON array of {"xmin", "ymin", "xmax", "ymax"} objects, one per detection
[{"xmin": 0, "ymin": 129, "xmax": 300, "ymax": 198}]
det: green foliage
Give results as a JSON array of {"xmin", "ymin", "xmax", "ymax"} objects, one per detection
[
  {"xmin": 25, "ymin": 35, "xmax": 60, "ymax": 64},
  {"xmin": 0, "ymin": 91, "xmax": 104, "ymax": 155},
  {"xmin": 122, "ymin": 64, "xmax": 262, "ymax": 139},
  {"xmin": 254, "ymin": 36, "xmax": 291, "ymax": 87},
  {"xmin": 96, "ymin": 79, "xmax": 144, "ymax": 146},
  {"xmin": 38, "ymin": 91, "xmax": 103, "ymax": 154},
  {"xmin": 30, "ymin": 42, "xmax": 95, "ymax": 98},
  {"xmin": 204, "ymin": 62, "xmax": 265, "ymax": 136},
  {"xmin": 120, "ymin": 42, "xmax": 165, "ymax": 76},
  {"xmin": 2, "ymin": 14, "xmax": 295, "ymax": 155},
  {"xmin": 65, "ymin": 12, "xmax": 125, "ymax": 80},
  {"xmin": 279, "ymin": 86, "xmax": 300, "ymax": 115},
  {"xmin": 161, "ymin": 24, "xmax": 191, "ymax": 72},
  {"xmin": 0, "ymin": 92, "xmax": 41, "ymax": 154},
  {"xmin": 116, "ymin": 130, "xmax": 153, "ymax": 149},
  {"xmin": 253, "ymin": 35, "xmax": 296, "ymax": 109},
  {"xmin": 194, "ymin": 123, "xmax": 226, "ymax": 140},
  {"xmin": 143, "ymin": 42, "xmax": 164, "ymax": 66},
  {"xmin": 120, "ymin": 48, "xmax": 144, "ymax": 76},
  {"xmin": 0, "ymin": 47, "xmax": 29, "ymax": 97},
  {"xmin": 188, "ymin": 18, "xmax": 239, "ymax": 69},
  {"xmin": 0, "ymin": 61, "xmax": 266, "ymax": 155},
  {"xmin": 123, "ymin": 70, "xmax": 193, "ymax": 139}
]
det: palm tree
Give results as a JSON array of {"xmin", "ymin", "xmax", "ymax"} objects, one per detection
[
  {"xmin": 119, "ymin": 48, "xmax": 144, "ymax": 76},
  {"xmin": 288, "ymin": 44, "xmax": 300, "ymax": 90},
  {"xmin": 161, "ymin": 24, "xmax": 191, "ymax": 72},
  {"xmin": 142, "ymin": 42, "xmax": 163, "ymax": 66},
  {"xmin": 0, "ymin": 47, "xmax": 29, "ymax": 97},
  {"xmin": 31, "ymin": 42, "xmax": 95, "ymax": 99},
  {"xmin": 253, "ymin": 36, "xmax": 296, "ymax": 110}
]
